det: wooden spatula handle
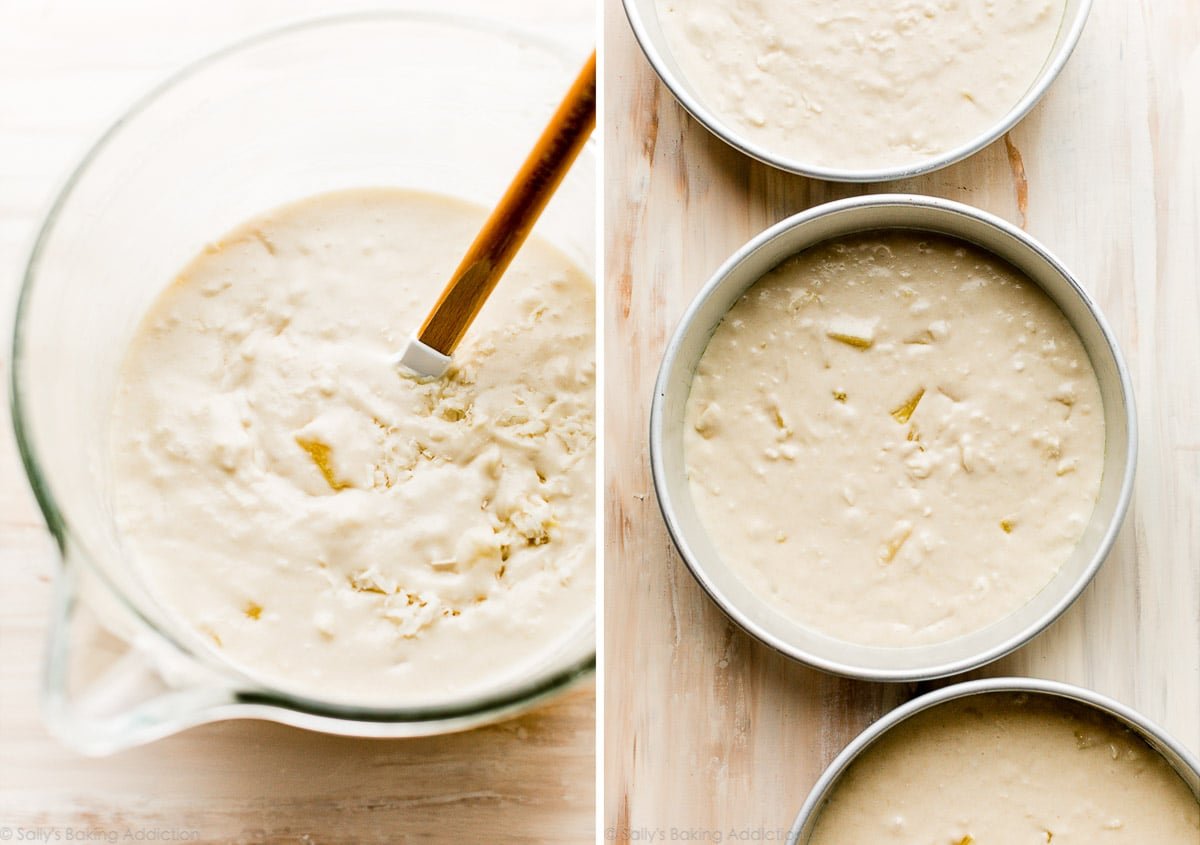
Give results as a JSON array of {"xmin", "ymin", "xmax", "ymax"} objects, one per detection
[{"xmin": 418, "ymin": 50, "xmax": 597, "ymax": 355}]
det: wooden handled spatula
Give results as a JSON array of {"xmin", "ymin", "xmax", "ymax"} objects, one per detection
[{"xmin": 397, "ymin": 50, "xmax": 597, "ymax": 378}]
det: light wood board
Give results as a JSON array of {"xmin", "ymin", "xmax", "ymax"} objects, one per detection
[
  {"xmin": 0, "ymin": 2, "xmax": 594, "ymax": 843},
  {"xmin": 604, "ymin": 0, "xmax": 1200, "ymax": 838}
]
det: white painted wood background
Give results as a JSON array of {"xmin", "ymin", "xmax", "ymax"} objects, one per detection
[
  {"xmin": 0, "ymin": 2, "xmax": 594, "ymax": 843},
  {"xmin": 605, "ymin": 0, "xmax": 1199, "ymax": 839}
]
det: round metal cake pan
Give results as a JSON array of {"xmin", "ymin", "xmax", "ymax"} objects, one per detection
[
  {"xmin": 622, "ymin": 0, "xmax": 1093, "ymax": 181},
  {"xmin": 650, "ymin": 194, "xmax": 1135, "ymax": 681},
  {"xmin": 785, "ymin": 677, "xmax": 1200, "ymax": 843}
]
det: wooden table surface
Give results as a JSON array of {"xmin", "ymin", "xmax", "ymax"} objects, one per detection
[
  {"xmin": 0, "ymin": 2, "xmax": 594, "ymax": 843},
  {"xmin": 604, "ymin": 0, "xmax": 1199, "ymax": 839}
]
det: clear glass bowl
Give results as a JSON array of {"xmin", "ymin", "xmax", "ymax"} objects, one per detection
[{"xmin": 10, "ymin": 11, "xmax": 595, "ymax": 754}]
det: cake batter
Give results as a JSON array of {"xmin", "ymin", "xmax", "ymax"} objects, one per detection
[
  {"xmin": 808, "ymin": 694, "xmax": 1199, "ymax": 844},
  {"xmin": 111, "ymin": 188, "xmax": 595, "ymax": 704},
  {"xmin": 656, "ymin": 0, "xmax": 1067, "ymax": 170},
  {"xmin": 684, "ymin": 232, "xmax": 1104, "ymax": 646}
]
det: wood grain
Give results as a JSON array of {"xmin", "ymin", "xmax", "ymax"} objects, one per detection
[
  {"xmin": 604, "ymin": 0, "xmax": 1200, "ymax": 839},
  {"xmin": 0, "ymin": 2, "xmax": 594, "ymax": 843}
]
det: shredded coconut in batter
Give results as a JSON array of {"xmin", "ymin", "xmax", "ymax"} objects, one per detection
[
  {"xmin": 656, "ymin": 0, "xmax": 1067, "ymax": 170},
  {"xmin": 111, "ymin": 189, "xmax": 594, "ymax": 704},
  {"xmin": 684, "ymin": 232, "xmax": 1104, "ymax": 646}
]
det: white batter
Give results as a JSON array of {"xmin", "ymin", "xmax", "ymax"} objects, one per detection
[
  {"xmin": 684, "ymin": 232, "xmax": 1104, "ymax": 647},
  {"xmin": 808, "ymin": 694, "xmax": 1200, "ymax": 844},
  {"xmin": 655, "ymin": 0, "xmax": 1067, "ymax": 170},
  {"xmin": 111, "ymin": 189, "xmax": 594, "ymax": 705}
]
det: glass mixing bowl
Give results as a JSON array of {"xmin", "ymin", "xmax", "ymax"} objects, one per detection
[{"xmin": 10, "ymin": 12, "xmax": 596, "ymax": 754}]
